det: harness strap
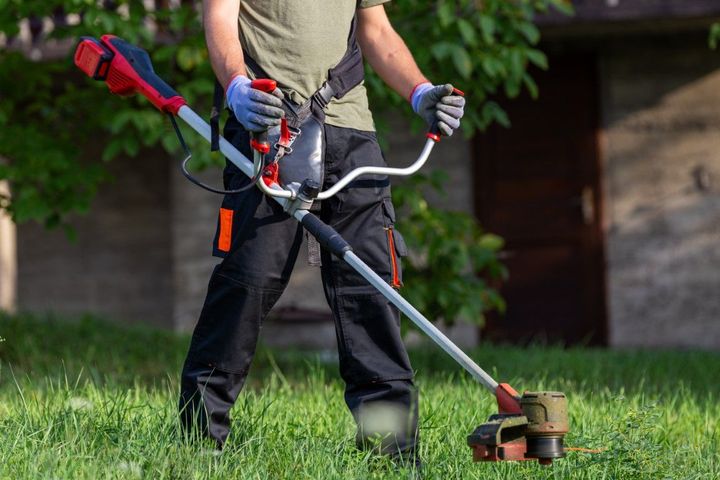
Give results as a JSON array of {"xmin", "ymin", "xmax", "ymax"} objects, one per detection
[
  {"xmin": 240, "ymin": 48, "xmax": 270, "ymax": 86},
  {"xmin": 312, "ymin": 15, "xmax": 364, "ymax": 104},
  {"xmin": 210, "ymin": 80, "xmax": 224, "ymax": 152},
  {"xmin": 211, "ymin": 13, "xmax": 364, "ymax": 147},
  {"xmin": 241, "ymin": 14, "xmax": 364, "ymax": 124}
]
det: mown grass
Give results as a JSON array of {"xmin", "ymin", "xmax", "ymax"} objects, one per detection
[{"xmin": 0, "ymin": 313, "xmax": 718, "ymax": 479}]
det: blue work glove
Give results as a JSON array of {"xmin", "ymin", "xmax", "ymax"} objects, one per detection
[
  {"xmin": 226, "ymin": 75, "xmax": 285, "ymax": 132},
  {"xmin": 411, "ymin": 83, "xmax": 465, "ymax": 137}
]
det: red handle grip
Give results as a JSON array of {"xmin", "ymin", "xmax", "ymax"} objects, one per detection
[
  {"xmin": 427, "ymin": 86, "xmax": 465, "ymax": 143},
  {"xmin": 248, "ymin": 79, "xmax": 278, "ymax": 154},
  {"xmin": 250, "ymin": 79, "xmax": 277, "ymax": 93}
]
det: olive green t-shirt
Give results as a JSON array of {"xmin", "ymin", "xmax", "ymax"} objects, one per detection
[{"xmin": 239, "ymin": 0, "xmax": 390, "ymax": 132}]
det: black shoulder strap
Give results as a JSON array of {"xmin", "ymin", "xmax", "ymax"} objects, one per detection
[
  {"xmin": 210, "ymin": 79, "xmax": 224, "ymax": 152},
  {"xmin": 242, "ymin": 15, "xmax": 364, "ymax": 110},
  {"xmin": 241, "ymin": 48, "xmax": 270, "ymax": 81},
  {"xmin": 212, "ymin": 14, "xmax": 365, "ymax": 144},
  {"xmin": 312, "ymin": 15, "xmax": 365, "ymax": 108}
]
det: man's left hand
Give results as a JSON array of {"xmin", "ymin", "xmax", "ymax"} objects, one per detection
[{"xmin": 411, "ymin": 83, "xmax": 465, "ymax": 137}]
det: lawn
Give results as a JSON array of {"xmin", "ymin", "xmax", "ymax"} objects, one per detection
[{"xmin": 0, "ymin": 313, "xmax": 718, "ymax": 479}]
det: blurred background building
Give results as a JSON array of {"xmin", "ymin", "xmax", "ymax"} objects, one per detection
[{"xmin": 2, "ymin": 0, "xmax": 720, "ymax": 349}]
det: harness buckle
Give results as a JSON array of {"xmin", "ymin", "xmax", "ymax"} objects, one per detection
[
  {"xmin": 312, "ymin": 82, "xmax": 335, "ymax": 109},
  {"xmin": 272, "ymin": 125, "xmax": 301, "ymax": 163}
]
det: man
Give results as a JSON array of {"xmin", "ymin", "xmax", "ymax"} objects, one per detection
[{"xmin": 179, "ymin": 0, "xmax": 465, "ymax": 463}]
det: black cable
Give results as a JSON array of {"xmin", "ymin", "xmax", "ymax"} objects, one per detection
[{"xmin": 168, "ymin": 114, "xmax": 261, "ymax": 195}]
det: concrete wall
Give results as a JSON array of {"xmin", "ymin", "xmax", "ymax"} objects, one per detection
[
  {"xmin": 169, "ymin": 163, "xmax": 222, "ymax": 332},
  {"xmin": 602, "ymin": 36, "xmax": 720, "ymax": 348},
  {"xmin": 16, "ymin": 148, "xmax": 174, "ymax": 327},
  {"xmin": 0, "ymin": 180, "xmax": 16, "ymax": 312}
]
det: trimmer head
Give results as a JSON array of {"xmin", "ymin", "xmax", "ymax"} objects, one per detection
[{"xmin": 467, "ymin": 384, "xmax": 569, "ymax": 465}]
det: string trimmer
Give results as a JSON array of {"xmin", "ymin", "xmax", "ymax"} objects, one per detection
[{"xmin": 74, "ymin": 34, "xmax": 570, "ymax": 465}]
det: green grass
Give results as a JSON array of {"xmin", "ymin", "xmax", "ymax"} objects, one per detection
[{"xmin": 1, "ymin": 313, "xmax": 719, "ymax": 479}]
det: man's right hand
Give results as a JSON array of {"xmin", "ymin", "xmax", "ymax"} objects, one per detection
[
  {"xmin": 226, "ymin": 75, "xmax": 285, "ymax": 132},
  {"xmin": 411, "ymin": 83, "xmax": 465, "ymax": 137}
]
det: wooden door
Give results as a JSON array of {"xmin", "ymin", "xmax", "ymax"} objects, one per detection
[{"xmin": 475, "ymin": 54, "xmax": 607, "ymax": 346}]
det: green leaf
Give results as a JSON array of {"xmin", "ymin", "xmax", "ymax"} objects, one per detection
[
  {"xmin": 710, "ymin": 23, "xmax": 720, "ymax": 50},
  {"xmin": 478, "ymin": 233, "xmax": 504, "ymax": 251},
  {"xmin": 451, "ymin": 45, "xmax": 473, "ymax": 79},
  {"xmin": 509, "ymin": 48, "xmax": 525, "ymax": 78},
  {"xmin": 124, "ymin": 137, "xmax": 140, "ymax": 157},
  {"xmin": 549, "ymin": 0, "xmax": 575, "ymax": 16},
  {"xmin": 523, "ymin": 73, "xmax": 539, "ymax": 99},
  {"xmin": 504, "ymin": 77, "xmax": 521, "ymax": 98},
  {"xmin": 479, "ymin": 55, "xmax": 505, "ymax": 78},
  {"xmin": 478, "ymin": 14, "xmax": 495, "ymax": 45},
  {"xmin": 517, "ymin": 22, "xmax": 540, "ymax": 44},
  {"xmin": 437, "ymin": 1, "xmax": 455, "ymax": 28},
  {"xmin": 457, "ymin": 18, "xmax": 477, "ymax": 47},
  {"xmin": 430, "ymin": 41, "xmax": 455, "ymax": 60},
  {"xmin": 481, "ymin": 102, "xmax": 510, "ymax": 129},
  {"xmin": 102, "ymin": 140, "xmax": 125, "ymax": 162},
  {"xmin": 526, "ymin": 49, "xmax": 549, "ymax": 70}
]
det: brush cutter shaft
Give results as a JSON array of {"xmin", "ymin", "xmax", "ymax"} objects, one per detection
[
  {"xmin": 344, "ymin": 251, "xmax": 499, "ymax": 393},
  {"xmin": 178, "ymin": 103, "xmax": 499, "ymax": 394}
]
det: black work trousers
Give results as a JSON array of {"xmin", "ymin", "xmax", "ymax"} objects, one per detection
[{"xmin": 179, "ymin": 117, "xmax": 418, "ymax": 456}]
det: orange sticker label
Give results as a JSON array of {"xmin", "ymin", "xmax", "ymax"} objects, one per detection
[{"xmin": 218, "ymin": 208, "xmax": 233, "ymax": 252}]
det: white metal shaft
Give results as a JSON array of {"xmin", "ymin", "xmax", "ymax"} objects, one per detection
[
  {"xmin": 344, "ymin": 251, "xmax": 499, "ymax": 393},
  {"xmin": 176, "ymin": 105, "xmax": 498, "ymax": 392},
  {"xmin": 316, "ymin": 139, "xmax": 436, "ymax": 200}
]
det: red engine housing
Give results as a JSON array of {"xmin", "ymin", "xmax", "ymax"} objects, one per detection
[{"xmin": 74, "ymin": 35, "xmax": 186, "ymax": 115}]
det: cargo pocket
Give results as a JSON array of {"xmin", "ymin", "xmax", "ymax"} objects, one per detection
[
  {"xmin": 212, "ymin": 183, "xmax": 240, "ymax": 258},
  {"xmin": 211, "ymin": 168, "xmax": 255, "ymax": 258},
  {"xmin": 381, "ymin": 198, "xmax": 409, "ymax": 288},
  {"xmin": 211, "ymin": 120, "xmax": 252, "ymax": 259}
]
